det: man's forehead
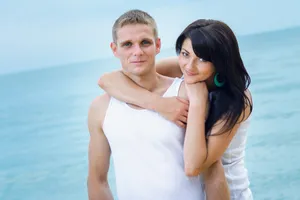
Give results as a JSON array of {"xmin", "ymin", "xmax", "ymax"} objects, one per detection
[
  {"xmin": 116, "ymin": 24, "xmax": 155, "ymax": 42},
  {"xmin": 118, "ymin": 36, "xmax": 154, "ymax": 43}
]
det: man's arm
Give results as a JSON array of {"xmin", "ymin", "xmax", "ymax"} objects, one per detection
[
  {"xmin": 203, "ymin": 161, "xmax": 230, "ymax": 200},
  {"xmin": 87, "ymin": 95, "xmax": 113, "ymax": 200}
]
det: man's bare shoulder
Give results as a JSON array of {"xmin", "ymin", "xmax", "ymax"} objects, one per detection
[
  {"xmin": 88, "ymin": 93, "xmax": 111, "ymax": 127},
  {"xmin": 178, "ymin": 80, "xmax": 188, "ymax": 100},
  {"xmin": 90, "ymin": 93, "xmax": 111, "ymax": 110}
]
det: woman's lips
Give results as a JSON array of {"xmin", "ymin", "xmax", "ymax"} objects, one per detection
[{"xmin": 185, "ymin": 70, "xmax": 197, "ymax": 76}]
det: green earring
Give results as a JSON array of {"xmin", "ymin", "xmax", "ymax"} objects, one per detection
[{"xmin": 214, "ymin": 73, "xmax": 225, "ymax": 87}]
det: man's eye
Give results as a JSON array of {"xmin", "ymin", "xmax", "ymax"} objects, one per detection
[
  {"xmin": 142, "ymin": 40, "xmax": 151, "ymax": 45},
  {"xmin": 123, "ymin": 42, "xmax": 132, "ymax": 47}
]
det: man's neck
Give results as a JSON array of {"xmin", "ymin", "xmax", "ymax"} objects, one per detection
[{"xmin": 124, "ymin": 70, "xmax": 160, "ymax": 92}]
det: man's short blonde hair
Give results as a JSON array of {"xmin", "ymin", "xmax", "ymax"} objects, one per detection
[{"xmin": 112, "ymin": 9, "xmax": 158, "ymax": 43}]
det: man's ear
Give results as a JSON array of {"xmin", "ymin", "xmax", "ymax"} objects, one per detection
[
  {"xmin": 110, "ymin": 42, "xmax": 118, "ymax": 57},
  {"xmin": 155, "ymin": 38, "xmax": 161, "ymax": 55}
]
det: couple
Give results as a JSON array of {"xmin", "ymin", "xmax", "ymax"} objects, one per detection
[{"xmin": 87, "ymin": 9, "xmax": 253, "ymax": 200}]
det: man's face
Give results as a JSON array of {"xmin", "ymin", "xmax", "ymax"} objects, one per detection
[{"xmin": 111, "ymin": 24, "xmax": 161, "ymax": 77}]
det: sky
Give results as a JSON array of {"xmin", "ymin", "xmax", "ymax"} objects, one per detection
[{"xmin": 0, "ymin": 0, "xmax": 299, "ymax": 74}]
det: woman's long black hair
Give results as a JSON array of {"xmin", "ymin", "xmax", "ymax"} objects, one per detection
[{"xmin": 176, "ymin": 19, "xmax": 253, "ymax": 137}]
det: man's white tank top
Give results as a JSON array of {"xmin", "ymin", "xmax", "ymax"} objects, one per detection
[{"xmin": 103, "ymin": 78, "xmax": 204, "ymax": 200}]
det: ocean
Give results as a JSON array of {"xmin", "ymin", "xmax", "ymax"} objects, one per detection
[{"xmin": 0, "ymin": 27, "xmax": 299, "ymax": 200}]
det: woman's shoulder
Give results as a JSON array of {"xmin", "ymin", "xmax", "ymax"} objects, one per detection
[
  {"xmin": 241, "ymin": 89, "xmax": 253, "ymax": 122},
  {"xmin": 245, "ymin": 89, "xmax": 252, "ymax": 102}
]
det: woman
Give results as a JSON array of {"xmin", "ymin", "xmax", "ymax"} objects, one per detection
[{"xmin": 99, "ymin": 19, "xmax": 253, "ymax": 200}]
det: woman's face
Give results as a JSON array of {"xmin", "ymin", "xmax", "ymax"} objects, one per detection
[{"xmin": 178, "ymin": 38, "xmax": 215, "ymax": 84}]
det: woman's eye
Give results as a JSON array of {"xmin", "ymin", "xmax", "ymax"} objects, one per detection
[{"xmin": 181, "ymin": 52, "xmax": 188, "ymax": 57}]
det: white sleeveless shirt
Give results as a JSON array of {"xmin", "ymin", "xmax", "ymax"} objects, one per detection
[
  {"xmin": 103, "ymin": 78, "xmax": 204, "ymax": 200},
  {"xmin": 222, "ymin": 117, "xmax": 253, "ymax": 200}
]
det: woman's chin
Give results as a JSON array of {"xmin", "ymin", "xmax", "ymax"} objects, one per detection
[{"xmin": 183, "ymin": 77, "xmax": 199, "ymax": 84}]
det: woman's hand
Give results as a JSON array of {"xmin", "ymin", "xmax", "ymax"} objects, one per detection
[{"xmin": 185, "ymin": 82, "xmax": 208, "ymax": 105}]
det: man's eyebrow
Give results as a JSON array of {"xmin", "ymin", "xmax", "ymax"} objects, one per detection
[
  {"xmin": 119, "ymin": 40, "xmax": 131, "ymax": 46},
  {"xmin": 141, "ymin": 38, "xmax": 152, "ymax": 41}
]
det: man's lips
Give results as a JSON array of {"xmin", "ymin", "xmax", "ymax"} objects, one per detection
[{"xmin": 131, "ymin": 61, "xmax": 145, "ymax": 63}]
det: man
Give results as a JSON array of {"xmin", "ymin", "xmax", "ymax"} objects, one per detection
[{"xmin": 87, "ymin": 9, "xmax": 229, "ymax": 200}]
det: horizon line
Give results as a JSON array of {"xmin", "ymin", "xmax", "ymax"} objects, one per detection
[{"xmin": 1, "ymin": 25, "xmax": 299, "ymax": 77}]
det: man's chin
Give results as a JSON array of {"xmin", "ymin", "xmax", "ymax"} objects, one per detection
[
  {"xmin": 124, "ymin": 69, "xmax": 147, "ymax": 77},
  {"xmin": 133, "ymin": 71, "xmax": 147, "ymax": 77}
]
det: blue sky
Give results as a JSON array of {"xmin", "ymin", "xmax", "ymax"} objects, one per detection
[{"xmin": 0, "ymin": 0, "xmax": 299, "ymax": 74}]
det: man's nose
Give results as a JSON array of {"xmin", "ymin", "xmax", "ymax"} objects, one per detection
[{"xmin": 133, "ymin": 45, "xmax": 143, "ymax": 56}]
